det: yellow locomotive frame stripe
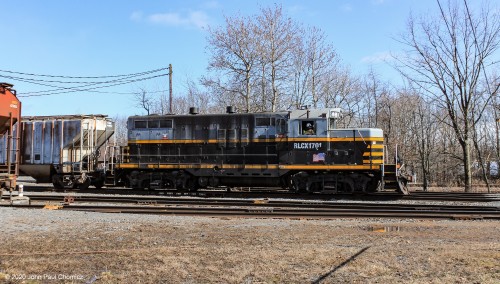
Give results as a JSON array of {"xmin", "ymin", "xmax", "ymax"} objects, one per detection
[
  {"xmin": 130, "ymin": 137, "xmax": 385, "ymax": 144},
  {"xmin": 117, "ymin": 163, "xmax": 380, "ymax": 171},
  {"xmin": 363, "ymin": 152, "xmax": 384, "ymax": 157},
  {"xmin": 367, "ymin": 144, "xmax": 384, "ymax": 149},
  {"xmin": 363, "ymin": 160, "xmax": 384, "ymax": 164},
  {"xmin": 117, "ymin": 163, "xmax": 280, "ymax": 170}
]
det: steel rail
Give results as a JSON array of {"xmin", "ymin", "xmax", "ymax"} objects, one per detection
[
  {"xmin": 19, "ymin": 194, "xmax": 500, "ymax": 212},
  {"xmin": 3, "ymin": 203, "xmax": 500, "ymax": 220},
  {"xmin": 5, "ymin": 186, "xmax": 500, "ymax": 202}
]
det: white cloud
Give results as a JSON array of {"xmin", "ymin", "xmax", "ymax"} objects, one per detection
[
  {"xmin": 131, "ymin": 10, "xmax": 210, "ymax": 30},
  {"xmin": 288, "ymin": 4, "xmax": 305, "ymax": 15},
  {"xmin": 186, "ymin": 11, "xmax": 210, "ymax": 29},
  {"xmin": 202, "ymin": 1, "xmax": 220, "ymax": 9},
  {"xmin": 130, "ymin": 11, "xmax": 144, "ymax": 22},
  {"xmin": 147, "ymin": 11, "xmax": 209, "ymax": 29},
  {"xmin": 148, "ymin": 13, "xmax": 184, "ymax": 25},
  {"xmin": 341, "ymin": 4, "xmax": 353, "ymax": 12},
  {"xmin": 361, "ymin": 51, "xmax": 393, "ymax": 64}
]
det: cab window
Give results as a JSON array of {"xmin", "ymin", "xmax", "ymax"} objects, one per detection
[
  {"xmin": 160, "ymin": 119, "xmax": 173, "ymax": 128},
  {"xmin": 301, "ymin": 120, "xmax": 315, "ymax": 135},
  {"xmin": 256, "ymin": 117, "xmax": 275, "ymax": 127},
  {"xmin": 148, "ymin": 120, "xmax": 160, "ymax": 128},
  {"xmin": 134, "ymin": 120, "xmax": 147, "ymax": 129}
]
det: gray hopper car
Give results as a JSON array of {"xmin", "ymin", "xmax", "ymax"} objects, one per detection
[{"xmin": 19, "ymin": 115, "xmax": 114, "ymax": 189}]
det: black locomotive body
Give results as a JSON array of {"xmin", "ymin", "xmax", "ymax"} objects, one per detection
[{"xmin": 115, "ymin": 108, "xmax": 407, "ymax": 194}]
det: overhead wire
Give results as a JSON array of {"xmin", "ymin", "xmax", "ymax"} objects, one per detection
[
  {"xmin": 0, "ymin": 67, "xmax": 168, "ymax": 79},
  {"xmin": 17, "ymin": 73, "xmax": 169, "ymax": 97},
  {"xmin": 0, "ymin": 67, "xmax": 170, "ymax": 97}
]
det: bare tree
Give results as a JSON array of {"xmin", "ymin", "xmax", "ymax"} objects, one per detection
[
  {"xmin": 305, "ymin": 27, "xmax": 338, "ymax": 107},
  {"xmin": 358, "ymin": 69, "xmax": 388, "ymax": 128},
  {"xmin": 183, "ymin": 77, "xmax": 217, "ymax": 114},
  {"xmin": 291, "ymin": 33, "xmax": 310, "ymax": 109},
  {"xmin": 409, "ymin": 92, "xmax": 440, "ymax": 191},
  {"xmin": 394, "ymin": 0, "xmax": 500, "ymax": 191},
  {"xmin": 256, "ymin": 4, "xmax": 299, "ymax": 111},
  {"xmin": 320, "ymin": 66, "xmax": 358, "ymax": 109},
  {"xmin": 291, "ymin": 25, "xmax": 341, "ymax": 109},
  {"xmin": 112, "ymin": 115, "xmax": 128, "ymax": 146},
  {"xmin": 204, "ymin": 13, "xmax": 258, "ymax": 112},
  {"xmin": 133, "ymin": 88, "xmax": 153, "ymax": 115}
]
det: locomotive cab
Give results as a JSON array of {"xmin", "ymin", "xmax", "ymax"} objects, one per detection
[{"xmin": 279, "ymin": 108, "xmax": 387, "ymax": 193}]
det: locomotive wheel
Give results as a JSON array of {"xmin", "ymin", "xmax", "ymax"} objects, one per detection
[
  {"xmin": 341, "ymin": 178, "xmax": 354, "ymax": 193},
  {"xmin": 197, "ymin": 177, "xmax": 209, "ymax": 188},
  {"xmin": 281, "ymin": 176, "xmax": 294, "ymax": 191},
  {"xmin": 186, "ymin": 178, "xmax": 199, "ymax": 192},
  {"xmin": 308, "ymin": 182, "xmax": 323, "ymax": 193},
  {"xmin": 291, "ymin": 172, "xmax": 308, "ymax": 193},
  {"xmin": 142, "ymin": 180, "xmax": 151, "ymax": 190},
  {"xmin": 366, "ymin": 179, "xmax": 380, "ymax": 193}
]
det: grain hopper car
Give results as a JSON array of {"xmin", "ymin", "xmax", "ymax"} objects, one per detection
[{"xmin": 19, "ymin": 115, "xmax": 115, "ymax": 189}]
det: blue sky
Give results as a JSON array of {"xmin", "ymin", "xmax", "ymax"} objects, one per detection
[{"xmin": 0, "ymin": 0, "xmax": 493, "ymax": 117}]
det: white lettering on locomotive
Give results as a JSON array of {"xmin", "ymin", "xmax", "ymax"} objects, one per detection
[{"xmin": 293, "ymin": 142, "xmax": 322, "ymax": 150}]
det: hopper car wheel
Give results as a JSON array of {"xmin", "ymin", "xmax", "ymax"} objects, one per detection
[
  {"xmin": 52, "ymin": 175, "xmax": 64, "ymax": 189},
  {"xmin": 94, "ymin": 180, "xmax": 105, "ymax": 189},
  {"xmin": 79, "ymin": 178, "xmax": 91, "ymax": 190}
]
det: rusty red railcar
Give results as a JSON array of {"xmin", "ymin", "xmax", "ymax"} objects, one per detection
[{"xmin": 0, "ymin": 82, "xmax": 21, "ymax": 192}]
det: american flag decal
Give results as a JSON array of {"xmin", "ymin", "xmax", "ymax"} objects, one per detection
[{"xmin": 313, "ymin": 153, "xmax": 326, "ymax": 162}]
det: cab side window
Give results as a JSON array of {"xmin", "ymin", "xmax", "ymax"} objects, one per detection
[{"xmin": 301, "ymin": 121, "xmax": 315, "ymax": 135}]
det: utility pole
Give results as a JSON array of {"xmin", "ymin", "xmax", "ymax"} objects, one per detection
[{"xmin": 169, "ymin": 64, "xmax": 173, "ymax": 114}]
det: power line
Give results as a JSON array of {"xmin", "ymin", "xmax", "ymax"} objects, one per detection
[
  {"xmin": 16, "ymin": 71, "xmax": 166, "ymax": 95},
  {"xmin": 0, "ymin": 67, "xmax": 168, "ymax": 79},
  {"xmin": 0, "ymin": 67, "xmax": 171, "ymax": 97},
  {"xmin": 17, "ymin": 73, "xmax": 169, "ymax": 97},
  {"xmin": 0, "ymin": 68, "xmax": 166, "ymax": 85}
]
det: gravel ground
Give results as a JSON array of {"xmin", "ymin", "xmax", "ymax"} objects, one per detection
[{"xmin": 0, "ymin": 201, "xmax": 499, "ymax": 284}]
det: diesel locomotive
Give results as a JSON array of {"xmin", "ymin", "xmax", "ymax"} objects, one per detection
[{"xmin": 115, "ymin": 107, "xmax": 409, "ymax": 194}]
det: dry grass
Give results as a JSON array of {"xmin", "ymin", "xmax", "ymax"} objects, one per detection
[{"xmin": 0, "ymin": 210, "xmax": 499, "ymax": 283}]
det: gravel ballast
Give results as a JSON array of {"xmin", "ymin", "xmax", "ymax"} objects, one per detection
[{"xmin": 0, "ymin": 203, "xmax": 499, "ymax": 283}]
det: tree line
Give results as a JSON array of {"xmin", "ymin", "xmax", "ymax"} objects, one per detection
[{"xmin": 132, "ymin": 1, "xmax": 499, "ymax": 192}]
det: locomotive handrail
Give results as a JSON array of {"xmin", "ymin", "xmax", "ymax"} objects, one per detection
[{"xmin": 357, "ymin": 129, "xmax": 367, "ymax": 145}]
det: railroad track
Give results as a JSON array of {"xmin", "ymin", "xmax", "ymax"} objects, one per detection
[
  {"xmin": 2, "ymin": 193, "xmax": 500, "ymax": 220},
  {"xmin": 10, "ymin": 185, "xmax": 500, "ymax": 202}
]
